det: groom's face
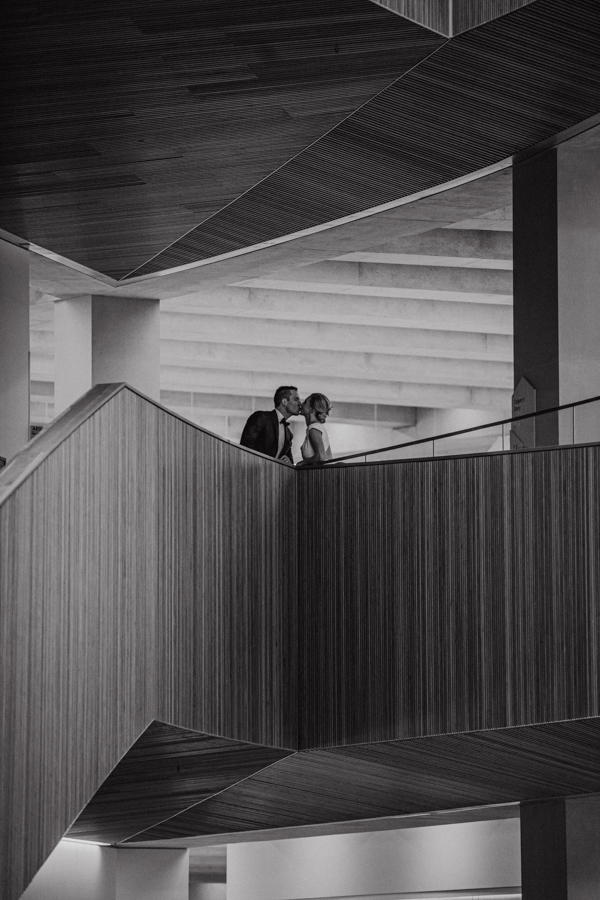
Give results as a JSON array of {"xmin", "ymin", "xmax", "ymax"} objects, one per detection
[{"xmin": 282, "ymin": 390, "xmax": 301, "ymax": 418}]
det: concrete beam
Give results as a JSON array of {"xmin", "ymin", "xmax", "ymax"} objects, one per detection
[
  {"xmin": 374, "ymin": 228, "xmax": 512, "ymax": 259},
  {"xmin": 164, "ymin": 286, "xmax": 513, "ymax": 335},
  {"xmin": 335, "ymin": 252, "xmax": 512, "ymax": 270},
  {"xmin": 160, "ymin": 342, "xmax": 512, "ymax": 389},
  {"xmin": 160, "ymin": 366, "xmax": 512, "ymax": 411},
  {"xmin": 161, "ymin": 314, "xmax": 512, "ymax": 361},
  {"xmin": 256, "ymin": 260, "xmax": 513, "ymax": 294}
]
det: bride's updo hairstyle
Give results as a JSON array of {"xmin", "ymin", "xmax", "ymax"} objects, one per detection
[{"xmin": 306, "ymin": 392, "xmax": 331, "ymax": 424}]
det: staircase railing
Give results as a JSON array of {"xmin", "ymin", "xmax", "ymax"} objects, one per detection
[{"xmin": 323, "ymin": 393, "xmax": 600, "ymax": 465}]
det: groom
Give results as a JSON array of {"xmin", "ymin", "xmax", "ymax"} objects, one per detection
[{"xmin": 240, "ymin": 385, "xmax": 302, "ymax": 464}]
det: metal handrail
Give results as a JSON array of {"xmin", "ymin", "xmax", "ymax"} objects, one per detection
[{"xmin": 323, "ymin": 392, "xmax": 600, "ymax": 465}]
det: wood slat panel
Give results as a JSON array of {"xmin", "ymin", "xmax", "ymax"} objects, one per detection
[
  {"xmin": 3, "ymin": 384, "xmax": 600, "ymax": 891},
  {"xmin": 370, "ymin": 1, "xmax": 451, "ymax": 36},
  {"xmin": 131, "ymin": 0, "xmax": 600, "ymax": 275},
  {"xmin": 128, "ymin": 718, "xmax": 600, "ymax": 839},
  {"xmin": 0, "ymin": 385, "xmax": 297, "ymax": 899},
  {"xmin": 154, "ymin": 404, "xmax": 298, "ymax": 746},
  {"xmin": 0, "ymin": 389, "xmax": 160, "ymax": 899},
  {"xmin": 0, "ymin": 382, "xmax": 123, "ymax": 504},
  {"xmin": 298, "ymin": 446, "xmax": 600, "ymax": 748},
  {"xmin": 67, "ymin": 721, "xmax": 292, "ymax": 844}
]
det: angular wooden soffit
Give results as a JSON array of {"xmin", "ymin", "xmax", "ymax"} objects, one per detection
[{"xmin": 371, "ymin": 0, "xmax": 538, "ymax": 37}]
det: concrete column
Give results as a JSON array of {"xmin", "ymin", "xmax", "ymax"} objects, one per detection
[
  {"xmin": 0, "ymin": 238, "xmax": 30, "ymax": 463},
  {"xmin": 521, "ymin": 797, "xmax": 600, "ymax": 900},
  {"xmin": 54, "ymin": 295, "xmax": 160, "ymax": 414},
  {"xmin": 115, "ymin": 849, "xmax": 189, "ymax": 900},
  {"xmin": 513, "ymin": 139, "xmax": 600, "ymax": 446}
]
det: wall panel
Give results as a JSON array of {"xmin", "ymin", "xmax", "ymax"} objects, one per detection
[
  {"xmin": 155, "ymin": 408, "xmax": 297, "ymax": 747},
  {"xmin": 0, "ymin": 385, "xmax": 297, "ymax": 899},
  {"xmin": 0, "ymin": 389, "xmax": 160, "ymax": 899},
  {"xmin": 299, "ymin": 446, "xmax": 600, "ymax": 748}
]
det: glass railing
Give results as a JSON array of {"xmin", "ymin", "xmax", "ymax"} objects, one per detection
[{"xmin": 323, "ymin": 394, "xmax": 600, "ymax": 466}]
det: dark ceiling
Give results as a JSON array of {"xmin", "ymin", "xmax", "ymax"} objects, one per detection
[
  {"xmin": 130, "ymin": 0, "xmax": 600, "ymax": 278},
  {"xmin": 2, "ymin": 0, "xmax": 600, "ymax": 281},
  {"xmin": 66, "ymin": 717, "xmax": 600, "ymax": 844},
  {"xmin": 1, "ymin": 0, "xmax": 442, "ymax": 278}
]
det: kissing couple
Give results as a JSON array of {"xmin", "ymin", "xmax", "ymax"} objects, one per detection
[{"xmin": 240, "ymin": 386, "xmax": 333, "ymax": 466}]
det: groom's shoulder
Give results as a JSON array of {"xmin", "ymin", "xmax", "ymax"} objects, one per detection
[
  {"xmin": 246, "ymin": 409, "xmax": 273, "ymax": 424},
  {"xmin": 241, "ymin": 408, "xmax": 274, "ymax": 438}
]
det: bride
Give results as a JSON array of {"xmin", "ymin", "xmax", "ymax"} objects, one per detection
[{"xmin": 297, "ymin": 393, "xmax": 333, "ymax": 465}]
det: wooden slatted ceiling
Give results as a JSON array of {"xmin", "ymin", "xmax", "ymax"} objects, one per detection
[
  {"xmin": 452, "ymin": 0, "xmax": 538, "ymax": 34},
  {"xmin": 0, "ymin": 0, "xmax": 442, "ymax": 278},
  {"xmin": 127, "ymin": 719, "xmax": 600, "ymax": 840},
  {"xmin": 67, "ymin": 722, "xmax": 291, "ymax": 844},
  {"xmin": 128, "ymin": 0, "xmax": 600, "ymax": 276}
]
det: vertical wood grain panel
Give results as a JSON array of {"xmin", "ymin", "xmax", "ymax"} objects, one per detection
[
  {"xmin": 0, "ymin": 390, "xmax": 160, "ymax": 899},
  {"xmin": 371, "ymin": 0, "xmax": 451, "ymax": 36},
  {"xmin": 155, "ymin": 409, "xmax": 297, "ymax": 747},
  {"xmin": 0, "ymin": 386, "xmax": 297, "ymax": 899},
  {"xmin": 298, "ymin": 446, "xmax": 600, "ymax": 748},
  {"xmin": 3, "ymin": 383, "xmax": 600, "ymax": 894}
]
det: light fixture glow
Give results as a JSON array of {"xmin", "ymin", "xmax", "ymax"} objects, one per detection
[{"xmin": 62, "ymin": 837, "xmax": 112, "ymax": 847}]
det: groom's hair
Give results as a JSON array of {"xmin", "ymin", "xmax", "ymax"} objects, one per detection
[{"xmin": 274, "ymin": 385, "xmax": 298, "ymax": 407}]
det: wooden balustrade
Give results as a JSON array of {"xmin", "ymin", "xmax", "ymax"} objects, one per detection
[
  {"xmin": 0, "ymin": 385, "xmax": 297, "ymax": 899},
  {"xmin": 2, "ymin": 385, "xmax": 600, "ymax": 896}
]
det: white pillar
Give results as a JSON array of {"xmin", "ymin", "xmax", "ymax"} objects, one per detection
[
  {"xmin": 21, "ymin": 842, "xmax": 189, "ymax": 900},
  {"xmin": 0, "ymin": 238, "xmax": 30, "ymax": 463},
  {"xmin": 54, "ymin": 295, "xmax": 160, "ymax": 414},
  {"xmin": 21, "ymin": 842, "xmax": 117, "ymax": 900},
  {"xmin": 115, "ymin": 849, "xmax": 189, "ymax": 900}
]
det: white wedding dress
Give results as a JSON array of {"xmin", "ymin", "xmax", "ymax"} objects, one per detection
[{"xmin": 301, "ymin": 423, "xmax": 331, "ymax": 460}]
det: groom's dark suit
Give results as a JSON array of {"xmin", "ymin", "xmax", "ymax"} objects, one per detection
[{"xmin": 240, "ymin": 410, "xmax": 293, "ymax": 463}]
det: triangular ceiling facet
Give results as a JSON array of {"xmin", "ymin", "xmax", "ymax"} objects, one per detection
[
  {"xmin": 371, "ymin": 0, "xmax": 539, "ymax": 37},
  {"xmin": 371, "ymin": 0, "xmax": 451, "ymax": 36}
]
